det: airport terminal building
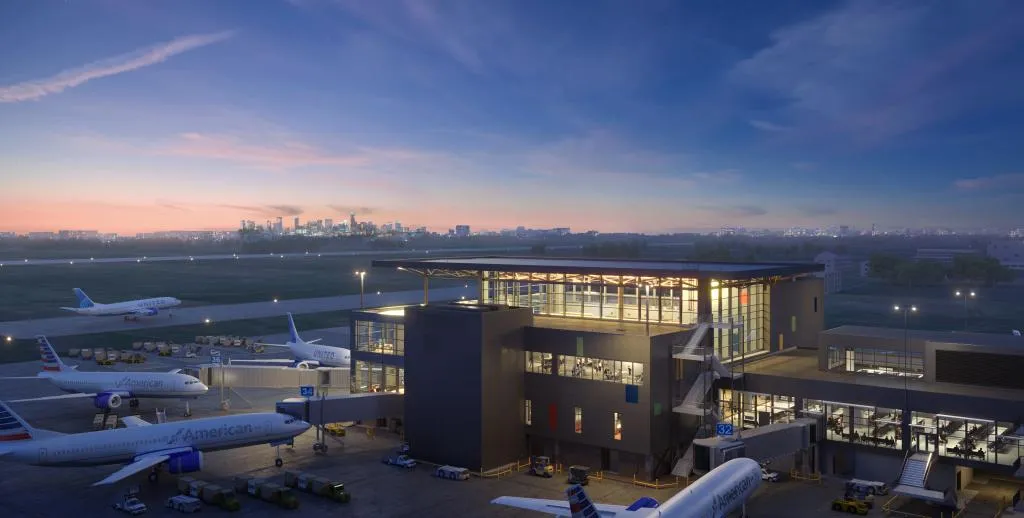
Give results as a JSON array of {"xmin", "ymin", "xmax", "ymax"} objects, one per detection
[{"xmin": 338, "ymin": 255, "xmax": 1024, "ymax": 500}]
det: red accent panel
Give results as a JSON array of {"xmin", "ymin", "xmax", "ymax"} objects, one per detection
[
  {"xmin": 0, "ymin": 432, "xmax": 32, "ymax": 441},
  {"xmin": 548, "ymin": 403, "xmax": 557, "ymax": 432},
  {"xmin": 740, "ymin": 288, "xmax": 749, "ymax": 306},
  {"xmin": 42, "ymin": 366, "xmax": 61, "ymax": 371}
]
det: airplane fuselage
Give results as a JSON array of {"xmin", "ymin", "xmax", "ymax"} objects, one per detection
[
  {"xmin": 42, "ymin": 371, "xmax": 206, "ymax": 399},
  {"xmin": 66, "ymin": 297, "xmax": 180, "ymax": 317},
  {"xmin": 290, "ymin": 341, "xmax": 350, "ymax": 368},
  {"xmin": 0, "ymin": 413, "xmax": 307, "ymax": 467}
]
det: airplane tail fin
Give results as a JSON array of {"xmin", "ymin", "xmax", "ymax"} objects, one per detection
[
  {"xmin": 287, "ymin": 312, "xmax": 301, "ymax": 343},
  {"xmin": 566, "ymin": 485, "xmax": 597, "ymax": 518},
  {"xmin": 73, "ymin": 288, "xmax": 95, "ymax": 308},
  {"xmin": 0, "ymin": 401, "xmax": 36, "ymax": 443},
  {"xmin": 36, "ymin": 336, "xmax": 67, "ymax": 372}
]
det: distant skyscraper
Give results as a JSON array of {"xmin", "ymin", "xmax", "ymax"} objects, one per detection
[
  {"xmin": 275, "ymin": 217, "xmax": 283, "ymax": 234},
  {"xmin": 394, "ymin": 221, "xmax": 402, "ymax": 233},
  {"xmin": 240, "ymin": 220, "xmax": 246, "ymax": 230},
  {"xmin": 325, "ymin": 218, "xmax": 333, "ymax": 231},
  {"xmin": 350, "ymin": 212, "xmax": 357, "ymax": 234},
  {"xmin": 294, "ymin": 217, "xmax": 300, "ymax": 230},
  {"xmin": 455, "ymin": 225, "xmax": 470, "ymax": 237}
]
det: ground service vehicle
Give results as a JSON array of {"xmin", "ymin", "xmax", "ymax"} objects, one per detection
[
  {"xmin": 528, "ymin": 456, "xmax": 554, "ymax": 478},
  {"xmin": 113, "ymin": 489, "xmax": 148, "ymax": 515},
  {"xmin": 761, "ymin": 466, "xmax": 780, "ymax": 482},
  {"xmin": 165, "ymin": 495, "xmax": 201, "ymax": 513},
  {"xmin": 284, "ymin": 470, "xmax": 352, "ymax": 503},
  {"xmin": 846, "ymin": 479, "xmax": 889, "ymax": 495},
  {"xmin": 832, "ymin": 498, "xmax": 869, "ymax": 515},
  {"xmin": 383, "ymin": 454, "xmax": 417, "ymax": 468},
  {"xmin": 435, "ymin": 466, "xmax": 471, "ymax": 481},
  {"xmin": 567, "ymin": 465, "xmax": 591, "ymax": 486}
]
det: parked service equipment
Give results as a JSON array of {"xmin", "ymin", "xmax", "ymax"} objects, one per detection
[
  {"xmin": 284, "ymin": 471, "xmax": 351, "ymax": 503},
  {"xmin": 831, "ymin": 498, "xmax": 869, "ymax": 515},
  {"xmin": 68, "ymin": 348, "xmax": 80, "ymax": 357},
  {"xmin": 528, "ymin": 456, "xmax": 554, "ymax": 478},
  {"xmin": 382, "ymin": 455, "xmax": 417, "ymax": 468},
  {"xmin": 165, "ymin": 495, "xmax": 201, "ymax": 513},
  {"xmin": 567, "ymin": 465, "xmax": 590, "ymax": 486},
  {"xmin": 113, "ymin": 487, "xmax": 148, "ymax": 515},
  {"xmin": 236, "ymin": 478, "xmax": 299, "ymax": 510},
  {"xmin": 178, "ymin": 476, "xmax": 240, "ymax": 511},
  {"xmin": 435, "ymin": 466, "xmax": 470, "ymax": 481}
]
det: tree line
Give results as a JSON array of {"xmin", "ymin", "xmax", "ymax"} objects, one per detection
[{"xmin": 868, "ymin": 254, "xmax": 1014, "ymax": 286}]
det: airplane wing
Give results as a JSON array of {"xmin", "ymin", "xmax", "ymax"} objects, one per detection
[
  {"xmin": 490, "ymin": 497, "xmax": 632, "ymax": 516},
  {"xmin": 167, "ymin": 369, "xmax": 182, "ymax": 374},
  {"xmin": 121, "ymin": 416, "xmax": 151, "ymax": 428},
  {"xmin": 254, "ymin": 342, "xmax": 291, "ymax": 348},
  {"xmin": 92, "ymin": 453, "xmax": 169, "ymax": 486},
  {"xmin": 7, "ymin": 393, "xmax": 97, "ymax": 403},
  {"xmin": 306, "ymin": 338, "xmax": 323, "ymax": 344},
  {"xmin": 0, "ymin": 377, "xmax": 46, "ymax": 380},
  {"xmin": 229, "ymin": 359, "xmax": 297, "ymax": 365}
]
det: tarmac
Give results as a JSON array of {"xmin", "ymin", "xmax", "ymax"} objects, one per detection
[{"xmin": 0, "ymin": 286, "xmax": 475, "ymax": 339}]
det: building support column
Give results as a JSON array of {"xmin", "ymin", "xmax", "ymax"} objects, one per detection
[{"xmin": 423, "ymin": 275, "xmax": 429, "ymax": 304}]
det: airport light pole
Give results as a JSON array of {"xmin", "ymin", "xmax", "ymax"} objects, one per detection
[
  {"xmin": 894, "ymin": 304, "xmax": 917, "ymax": 449},
  {"xmin": 355, "ymin": 271, "xmax": 366, "ymax": 308},
  {"xmin": 954, "ymin": 290, "xmax": 975, "ymax": 331},
  {"xmin": 644, "ymin": 284, "xmax": 651, "ymax": 336}
]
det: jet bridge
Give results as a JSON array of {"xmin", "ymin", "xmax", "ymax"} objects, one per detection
[{"xmin": 276, "ymin": 392, "xmax": 404, "ymax": 425}]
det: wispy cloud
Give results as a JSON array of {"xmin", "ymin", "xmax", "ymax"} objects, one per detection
[
  {"xmin": 798, "ymin": 205, "xmax": 838, "ymax": 216},
  {"xmin": 165, "ymin": 133, "xmax": 369, "ymax": 170},
  {"xmin": 953, "ymin": 173, "xmax": 1024, "ymax": 191},
  {"xmin": 222, "ymin": 204, "xmax": 303, "ymax": 218},
  {"xmin": 328, "ymin": 205, "xmax": 376, "ymax": 215},
  {"xmin": 748, "ymin": 119, "xmax": 789, "ymax": 133},
  {"xmin": 156, "ymin": 200, "xmax": 191, "ymax": 212},
  {"xmin": 699, "ymin": 204, "xmax": 768, "ymax": 218},
  {"xmin": 0, "ymin": 31, "xmax": 234, "ymax": 103},
  {"xmin": 690, "ymin": 169, "xmax": 742, "ymax": 182}
]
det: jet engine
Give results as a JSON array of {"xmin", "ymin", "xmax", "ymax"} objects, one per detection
[
  {"xmin": 167, "ymin": 451, "xmax": 204, "ymax": 474},
  {"xmin": 295, "ymin": 361, "xmax": 319, "ymax": 370},
  {"xmin": 138, "ymin": 308, "xmax": 159, "ymax": 316},
  {"xmin": 93, "ymin": 393, "xmax": 122, "ymax": 409}
]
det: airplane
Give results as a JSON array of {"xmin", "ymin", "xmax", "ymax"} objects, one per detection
[
  {"xmin": 60, "ymin": 288, "xmax": 181, "ymax": 320},
  {"xmin": 0, "ymin": 400, "xmax": 311, "ymax": 485},
  {"xmin": 3, "ymin": 336, "xmax": 208, "ymax": 414},
  {"xmin": 491, "ymin": 457, "xmax": 762, "ymax": 518},
  {"xmin": 240, "ymin": 313, "xmax": 351, "ymax": 369}
]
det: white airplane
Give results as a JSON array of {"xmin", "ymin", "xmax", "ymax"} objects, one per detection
[
  {"xmin": 0, "ymin": 400, "xmax": 310, "ymax": 486},
  {"xmin": 60, "ymin": 288, "xmax": 181, "ymax": 319},
  {"xmin": 242, "ymin": 313, "xmax": 351, "ymax": 369},
  {"xmin": 492, "ymin": 457, "xmax": 762, "ymax": 518},
  {"xmin": 3, "ymin": 336, "xmax": 208, "ymax": 412}
]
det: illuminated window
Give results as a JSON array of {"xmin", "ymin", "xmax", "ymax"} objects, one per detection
[
  {"xmin": 525, "ymin": 351, "xmax": 552, "ymax": 374},
  {"xmin": 613, "ymin": 412, "xmax": 622, "ymax": 440},
  {"xmin": 558, "ymin": 354, "xmax": 644, "ymax": 385},
  {"xmin": 574, "ymin": 407, "xmax": 583, "ymax": 434},
  {"xmin": 525, "ymin": 399, "xmax": 532, "ymax": 426}
]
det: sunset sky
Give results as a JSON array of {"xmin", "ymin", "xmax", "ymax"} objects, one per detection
[{"xmin": 2, "ymin": 0, "xmax": 1023, "ymax": 234}]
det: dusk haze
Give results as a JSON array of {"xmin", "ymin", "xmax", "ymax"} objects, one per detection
[{"xmin": 3, "ymin": 0, "xmax": 1024, "ymax": 234}]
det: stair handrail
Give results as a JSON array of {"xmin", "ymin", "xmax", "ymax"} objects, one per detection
[{"xmin": 895, "ymin": 447, "xmax": 912, "ymax": 487}]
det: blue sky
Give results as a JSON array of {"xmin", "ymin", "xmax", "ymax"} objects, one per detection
[{"xmin": 1, "ymin": 0, "xmax": 1023, "ymax": 233}]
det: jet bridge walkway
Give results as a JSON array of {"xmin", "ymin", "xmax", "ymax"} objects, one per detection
[{"xmin": 276, "ymin": 392, "xmax": 404, "ymax": 424}]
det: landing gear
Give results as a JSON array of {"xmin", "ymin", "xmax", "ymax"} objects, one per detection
[
  {"xmin": 313, "ymin": 443, "xmax": 328, "ymax": 454},
  {"xmin": 275, "ymin": 445, "xmax": 284, "ymax": 468},
  {"xmin": 129, "ymin": 398, "xmax": 140, "ymax": 409},
  {"xmin": 148, "ymin": 468, "xmax": 159, "ymax": 483},
  {"xmin": 183, "ymin": 400, "xmax": 192, "ymax": 418}
]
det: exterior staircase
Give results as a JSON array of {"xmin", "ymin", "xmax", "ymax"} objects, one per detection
[
  {"xmin": 672, "ymin": 444, "xmax": 696, "ymax": 477},
  {"xmin": 893, "ymin": 452, "xmax": 946, "ymax": 503},
  {"xmin": 673, "ymin": 371, "xmax": 718, "ymax": 416}
]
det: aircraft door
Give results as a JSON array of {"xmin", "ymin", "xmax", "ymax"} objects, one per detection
[
  {"xmin": 37, "ymin": 448, "xmax": 47, "ymax": 464},
  {"xmin": 265, "ymin": 420, "xmax": 273, "ymax": 437}
]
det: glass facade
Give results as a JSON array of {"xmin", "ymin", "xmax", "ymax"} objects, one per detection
[
  {"xmin": 353, "ymin": 360, "xmax": 405, "ymax": 394},
  {"xmin": 911, "ymin": 412, "xmax": 1022, "ymax": 466},
  {"xmin": 574, "ymin": 407, "xmax": 583, "ymax": 434},
  {"xmin": 718, "ymin": 390, "xmax": 795, "ymax": 430},
  {"xmin": 525, "ymin": 351, "xmax": 553, "ymax": 374},
  {"xmin": 710, "ymin": 282, "xmax": 770, "ymax": 360},
  {"xmin": 354, "ymin": 320, "xmax": 405, "ymax": 356},
  {"xmin": 525, "ymin": 400, "xmax": 532, "ymax": 426},
  {"xmin": 826, "ymin": 346, "xmax": 924, "ymax": 378},
  {"xmin": 558, "ymin": 355, "xmax": 644, "ymax": 385},
  {"xmin": 482, "ymin": 271, "xmax": 701, "ymax": 324},
  {"xmin": 613, "ymin": 412, "xmax": 622, "ymax": 440}
]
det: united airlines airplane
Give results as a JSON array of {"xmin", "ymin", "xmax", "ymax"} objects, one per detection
[
  {"xmin": 492, "ymin": 457, "xmax": 762, "ymax": 518},
  {"xmin": 60, "ymin": 288, "xmax": 181, "ymax": 320},
  {"xmin": 242, "ymin": 313, "xmax": 351, "ymax": 369},
  {"xmin": 3, "ymin": 336, "xmax": 207, "ymax": 412},
  {"xmin": 0, "ymin": 401, "xmax": 310, "ymax": 485}
]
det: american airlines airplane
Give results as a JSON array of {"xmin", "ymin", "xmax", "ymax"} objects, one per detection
[
  {"xmin": 4, "ymin": 336, "xmax": 208, "ymax": 412},
  {"xmin": 492, "ymin": 457, "xmax": 762, "ymax": 518},
  {"xmin": 0, "ymin": 401, "xmax": 310, "ymax": 485},
  {"xmin": 243, "ymin": 313, "xmax": 351, "ymax": 369},
  {"xmin": 60, "ymin": 288, "xmax": 181, "ymax": 319}
]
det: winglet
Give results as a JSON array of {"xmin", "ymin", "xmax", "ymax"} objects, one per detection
[
  {"xmin": 287, "ymin": 312, "xmax": 301, "ymax": 343},
  {"xmin": 36, "ymin": 336, "xmax": 67, "ymax": 372},
  {"xmin": 73, "ymin": 288, "xmax": 95, "ymax": 308}
]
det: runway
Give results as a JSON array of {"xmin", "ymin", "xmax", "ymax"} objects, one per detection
[
  {"xmin": 0, "ymin": 246, "xmax": 536, "ymax": 267},
  {"xmin": 0, "ymin": 286, "xmax": 474, "ymax": 339}
]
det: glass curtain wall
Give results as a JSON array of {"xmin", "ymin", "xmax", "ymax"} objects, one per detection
[
  {"xmin": 353, "ymin": 361, "xmax": 405, "ymax": 394},
  {"xmin": 354, "ymin": 320, "xmax": 405, "ymax": 356},
  {"xmin": 718, "ymin": 389, "xmax": 795, "ymax": 430},
  {"xmin": 710, "ymin": 282, "xmax": 769, "ymax": 359},
  {"xmin": 913, "ymin": 412, "xmax": 1022, "ymax": 466},
  {"xmin": 482, "ymin": 272, "xmax": 699, "ymax": 325},
  {"xmin": 826, "ymin": 346, "xmax": 923, "ymax": 378}
]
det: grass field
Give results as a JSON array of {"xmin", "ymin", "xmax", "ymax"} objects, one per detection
[
  {"xmin": 0, "ymin": 255, "xmax": 465, "ymax": 321},
  {"xmin": 825, "ymin": 276, "xmax": 1024, "ymax": 333},
  {"xmin": 0, "ymin": 310, "xmax": 349, "ymax": 363}
]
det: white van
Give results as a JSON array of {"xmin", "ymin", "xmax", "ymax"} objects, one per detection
[
  {"xmin": 846, "ymin": 479, "xmax": 889, "ymax": 495},
  {"xmin": 166, "ymin": 495, "xmax": 202, "ymax": 513},
  {"xmin": 435, "ymin": 465, "xmax": 470, "ymax": 481}
]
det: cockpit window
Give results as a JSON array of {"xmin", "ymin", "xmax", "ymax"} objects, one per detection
[{"xmin": 284, "ymin": 418, "xmax": 296, "ymax": 424}]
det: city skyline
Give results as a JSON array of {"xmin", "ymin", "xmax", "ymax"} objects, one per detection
[{"xmin": 2, "ymin": 1, "xmax": 1024, "ymax": 234}]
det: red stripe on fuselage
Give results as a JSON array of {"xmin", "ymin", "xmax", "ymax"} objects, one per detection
[
  {"xmin": 42, "ymin": 366, "xmax": 61, "ymax": 371},
  {"xmin": 0, "ymin": 432, "xmax": 32, "ymax": 441}
]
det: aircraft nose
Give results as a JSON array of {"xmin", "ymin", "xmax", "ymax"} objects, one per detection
[{"xmin": 195, "ymin": 382, "xmax": 209, "ymax": 393}]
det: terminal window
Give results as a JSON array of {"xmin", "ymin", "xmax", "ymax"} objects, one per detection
[
  {"xmin": 525, "ymin": 351, "xmax": 553, "ymax": 374},
  {"xmin": 709, "ymin": 282, "xmax": 769, "ymax": 360},
  {"xmin": 911, "ymin": 412, "xmax": 1021, "ymax": 466},
  {"xmin": 718, "ymin": 390, "xmax": 795, "ymax": 430},
  {"xmin": 559, "ymin": 355, "xmax": 644, "ymax": 385},
  {"xmin": 823, "ymin": 401, "xmax": 902, "ymax": 450},
  {"xmin": 354, "ymin": 320, "xmax": 404, "ymax": 356},
  {"xmin": 613, "ymin": 412, "xmax": 622, "ymax": 440},
  {"xmin": 525, "ymin": 399, "xmax": 532, "ymax": 426},
  {"xmin": 574, "ymin": 407, "xmax": 583, "ymax": 434},
  {"xmin": 827, "ymin": 346, "xmax": 923, "ymax": 378}
]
